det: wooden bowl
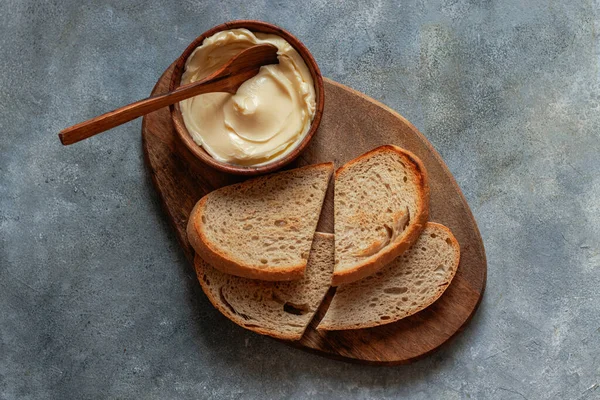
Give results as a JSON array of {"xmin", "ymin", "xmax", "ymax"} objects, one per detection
[{"xmin": 169, "ymin": 20, "xmax": 324, "ymax": 176}]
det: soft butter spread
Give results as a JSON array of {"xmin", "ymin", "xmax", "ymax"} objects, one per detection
[{"xmin": 180, "ymin": 29, "xmax": 316, "ymax": 166}]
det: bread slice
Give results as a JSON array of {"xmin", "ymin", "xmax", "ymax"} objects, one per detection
[
  {"xmin": 318, "ymin": 223, "xmax": 459, "ymax": 330},
  {"xmin": 187, "ymin": 163, "xmax": 333, "ymax": 281},
  {"xmin": 333, "ymin": 145, "xmax": 429, "ymax": 285},
  {"xmin": 195, "ymin": 232, "xmax": 334, "ymax": 340}
]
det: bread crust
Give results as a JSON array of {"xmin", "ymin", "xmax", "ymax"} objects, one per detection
[
  {"xmin": 193, "ymin": 255, "xmax": 301, "ymax": 340},
  {"xmin": 319, "ymin": 222, "xmax": 460, "ymax": 330},
  {"xmin": 332, "ymin": 145, "xmax": 430, "ymax": 286},
  {"xmin": 195, "ymin": 232, "xmax": 335, "ymax": 340},
  {"xmin": 187, "ymin": 162, "xmax": 334, "ymax": 281}
]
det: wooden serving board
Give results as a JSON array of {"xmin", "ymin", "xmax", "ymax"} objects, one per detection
[{"xmin": 142, "ymin": 63, "xmax": 487, "ymax": 365}]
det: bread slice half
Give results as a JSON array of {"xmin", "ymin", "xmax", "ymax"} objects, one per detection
[
  {"xmin": 333, "ymin": 145, "xmax": 429, "ymax": 285},
  {"xmin": 319, "ymin": 222, "xmax": 459, "ymax": 330},
  {"xmin": 187, "ymin": 163, "xmax": 333, "ymax": 281},
  {"xmin": 195, "ymin": 232, "xmax": 334, "ymax": 340}
]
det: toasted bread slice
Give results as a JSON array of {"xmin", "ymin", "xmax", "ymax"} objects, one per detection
[
  {"xmin": 333, "ymin": 145, "xmax": 430, "ymax": 285},
  {"xmin": 187, "ymin": 163, "xmax": 333, "ymax": 281},
  {"xmin": 195, "ymin": 232, "xmax": 334, "ymax": 340},
  {"xmin": 319, "ymin": 223, "xmax": 459, "ymax": 330}
]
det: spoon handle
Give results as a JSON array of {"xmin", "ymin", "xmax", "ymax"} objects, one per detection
[
  {"xmin": 58, "ymin": 75, "xmax": 236, "ymax": 146},
  {"xmin": 58, "ymin": 43, "xmax": 278, "ymax": 146}
]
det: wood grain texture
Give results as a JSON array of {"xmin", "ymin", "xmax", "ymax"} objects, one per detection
[{"xmin": 142, "ymin": 64, "xmax": 487, "ymax": 365}]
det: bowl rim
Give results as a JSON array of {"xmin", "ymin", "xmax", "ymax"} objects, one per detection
[{"xmin": 168, "ymin": 20, "xmax": 324, "ymax": 176}]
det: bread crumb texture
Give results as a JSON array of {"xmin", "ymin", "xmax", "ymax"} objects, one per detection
[
  {"xmin": 320, "ymin": 223, "xmax": 459, "ymax": 330},
  {"xmin": 197, "ymin": 233, "xmax": 334, "ymax": 340},
  {"xmin": 201, "ymin": 164, "xmax": 332, "ymax": 270},
  {"xmin": 335, "ymin": 147, "xmax": 425, "ymax": 273}
]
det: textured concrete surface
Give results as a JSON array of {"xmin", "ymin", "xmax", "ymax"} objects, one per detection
[{"xmin": 1, "ymin": 0, "xmax": 599, "ymax": 399}]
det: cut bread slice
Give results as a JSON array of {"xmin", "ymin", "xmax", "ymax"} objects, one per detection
[
  {"xmin": 333, "ymin": 145, "xmax": 430, "ymax": 285},
  {"xmin": 319, "ymin": 222, "xmax": 459, "ymax": 330},
  {"xmin": 195, "ymin": 232, "xmax": 334, "ymax": 340},
  {"xmin": 187, "ymin": 162, "xmax": 333, "ymax": 281}
]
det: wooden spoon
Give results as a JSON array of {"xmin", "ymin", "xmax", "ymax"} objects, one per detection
[{"xmin": 58, "ymin": 43, "xmax": 279, "ymax": 145}]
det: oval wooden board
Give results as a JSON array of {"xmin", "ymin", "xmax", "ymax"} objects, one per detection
[{"xmin": 142, "ymin": 63, "xmax": 486, "ymax": 365}]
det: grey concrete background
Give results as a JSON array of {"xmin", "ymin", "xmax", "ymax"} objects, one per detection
[{"xmin": 1, "ymin": 0, "xmax": 599, "ymax": 398}]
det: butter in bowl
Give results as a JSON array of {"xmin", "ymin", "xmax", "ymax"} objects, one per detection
[{"xmin": 170, "ymin": 20, "xmax": 325, "ymax": 175}]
